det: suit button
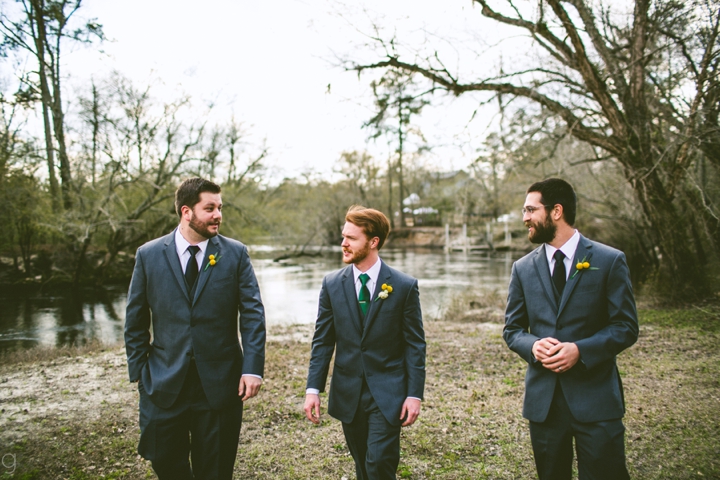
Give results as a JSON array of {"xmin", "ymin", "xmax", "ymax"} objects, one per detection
[
  {"xmin": 361, "ymin": 347, "xmax": 367, "ymax": 352},
  {"xmin": 557, "ymin": 325, "xmax": 563, "ymax": 330}
]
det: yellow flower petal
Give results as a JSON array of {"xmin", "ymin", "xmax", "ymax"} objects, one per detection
[
  {"xmin": 582, "ymin": 262, "xmax": 590, "ymax": 269},
  {"xmin": 210, "ymin": 259, "xmax": 216, "ymax": 266},
  {"xmin": 209, "ymin": 254, "xmax": 215, "ymax": 261},
  {"xmin": 387, "ymin": 285, "xmax": 393, "ymax": 293},
  {"xmin": 576, "ymin": 263, "xmax": 583, "ymax": 270}
]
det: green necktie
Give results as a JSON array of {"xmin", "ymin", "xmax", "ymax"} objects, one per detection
[{"xmin": 358, "ymin": 273, "xmax": 371, "ymax": 316}]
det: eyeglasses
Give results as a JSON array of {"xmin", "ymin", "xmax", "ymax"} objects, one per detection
[{"xmin": 521, "ymin": 205, "xmax": 553, "ymax": 215}]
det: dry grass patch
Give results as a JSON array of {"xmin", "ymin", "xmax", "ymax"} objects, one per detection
[{"xmin": 0, "ymin": 306, "xmax": 718, "ymax": 479}]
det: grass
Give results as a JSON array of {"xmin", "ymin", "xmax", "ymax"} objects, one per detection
[
  {"xmin": 0, "ymin": 300, "xmax": 718, "ymax": 479},
  {"xmin": 0, "ymin": 339, "xmax": 112, "ymax": 367}
]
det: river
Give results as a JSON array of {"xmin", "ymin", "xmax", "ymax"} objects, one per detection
[{"xmin": 0, "ymin": 248, "xmax": 519, "ymax": 352}]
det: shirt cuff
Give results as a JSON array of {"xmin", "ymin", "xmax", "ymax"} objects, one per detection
[
  {"xmin": 242, "ymin": 374, "xmax": 263, "ymax": 380},
  {"xmin": 306, "ymin": 388, "xmax": 320, "ymax": 395},
  {"xmin": 407, "ymin": 396, "xmax": 421, "ymax": 401}
]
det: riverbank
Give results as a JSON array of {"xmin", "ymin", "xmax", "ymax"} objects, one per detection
[
  {"xmin": 0, "ymin": 304, "xmax": 718, "ymax": 479},
  {"xmin": 0, "ymin": 225, "xmax": 531, "ymax": 290}
]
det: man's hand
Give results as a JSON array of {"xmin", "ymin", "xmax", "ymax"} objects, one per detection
[
  {"xmin": 540, "ymin": 342, "xmax": 580, "ymax": 373},
  {"xmin": 304, "ymin": 394, "xmax": 321, "ymax": 424},
  {"xmin": 400, "ymin": 398, "xmax": 421, "ymax": 427},
  {"xmin": 532, "ymin": 337, "xmax": 560, "ymax": 361},
  {"xmin": 238, "ymin": 375, "xmax": 262, "ymax": 401}
]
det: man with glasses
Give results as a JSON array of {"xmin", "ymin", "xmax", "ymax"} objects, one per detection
[{"xmin": 504, "ymin": 178, "xmax": 638, "ymax": 480}]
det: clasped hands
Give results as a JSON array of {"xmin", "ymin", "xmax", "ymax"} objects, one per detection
[
  {"xmin": 304, "ymin": 394, "xmax": 421, "ymax": 427},
  {"xmin": 532, "ymin": 337, "xmax": 580, "ymax": 373}
]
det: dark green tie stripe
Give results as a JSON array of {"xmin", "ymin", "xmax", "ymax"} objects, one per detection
[{"xmin": 359, "ymin": 273, "xmax": 370, "ymax": 316}]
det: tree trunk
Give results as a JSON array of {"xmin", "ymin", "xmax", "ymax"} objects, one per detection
[
  {"xmin": 48, "ymin": 19, "xmax": 73, "ymax": 210},
  {"xmin": 30, "ymin": 0, "xmax": 61, "ymax": 212},
  {"xmin": 397, "ymin": 101, "xmax": 405, "ymax": 228},
  {"xmin": 387, "ymin": 155, "xmax": 394, "ymax": 228},
  {"xmin": 632, "ymin": 170, "xmax": 709, "ymax": 299}
]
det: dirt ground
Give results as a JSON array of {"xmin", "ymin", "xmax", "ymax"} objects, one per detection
[{"xmin": 0, "ymin": 307, "xmax": 718, "ymax": 479}]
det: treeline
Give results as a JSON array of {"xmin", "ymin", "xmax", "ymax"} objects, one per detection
[
  {"xmin": 0, "ymin": 69, "xmax": 652, "ymax": 292},
  {"xmin": 1, "ymin": 0, "xmax": 719, "ymax": 303},
  {"xmin": 346, "ymin": 0, "xmax": 720, "ymax": 302}
]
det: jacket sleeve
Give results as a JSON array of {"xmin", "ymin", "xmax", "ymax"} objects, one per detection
[
  {"xmin": 306, "ymin": 277, "xmax": 336, "ymax": 392},
  {"xmin": 124, "ymin": 247, "xmax": 151, "ymax": 382},
  {"xmin": 503, "ymin": 262, "xmax": 541, "ymax": 364},
  {"xmin": 237, "ymin": 246, "xmax": 266, "ymax": 377},
  {"xmin": 574, "ymin": 252, "xmax": 639, "ymax": 369},
  {"xmin": 402, "ymin": 279, "xmax": 426, "ymax": 399}
]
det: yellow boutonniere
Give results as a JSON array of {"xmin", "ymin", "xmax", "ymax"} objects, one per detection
[
  {"xmin": 204, "ymin": 252, "xmax": 222, "ymax": 271},
  {"xmin": 376, "ymin": 283, "xmax": 393, "ymax": 301},
  {"xmin": 570, "ymin": 255, "xmax": 598, "ymax": 278}
]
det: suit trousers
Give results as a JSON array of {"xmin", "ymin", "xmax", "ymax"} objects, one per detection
[
  {"xmin": 341, "ymin": 379, "xmax": 401, "ymax": 480},
  {"xmin": 137, "ymin": 360, "xmax": 243, "ymax": 480},
  {"xmin": 529, "ymin": 382, "xmax": 629, "ymax": 480}
]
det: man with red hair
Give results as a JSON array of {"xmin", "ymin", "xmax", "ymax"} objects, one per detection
[{"xmin": 304, "ymin": 205, "xmax": 426, "ymax": 479}]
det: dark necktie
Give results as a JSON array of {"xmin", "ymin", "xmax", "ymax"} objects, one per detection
[
  {"xmin": 552, "ymin": 249, "xmax": 566, "ymax": 296},
  {"xmin": 358, "ymin": 273, "xmax": 370, "ymax": 316},
  {"xmin": 185, "ymin": 245, "xmax": 200, "ymax": 289}
]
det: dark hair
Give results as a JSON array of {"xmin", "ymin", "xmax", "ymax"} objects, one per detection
[
  {"xmin": 527, "ymin": 178, "xmax": 577, "ymax": 226},
  {"xmin": 345, "ymin": 205, "xmax": 391, "ymax": 249},
  {"xmin": 175, "ymin": 178, "xmax": 222, "ymax": 217}
]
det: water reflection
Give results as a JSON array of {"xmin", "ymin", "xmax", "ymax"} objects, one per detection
[{"xmin": 0, "ymin": 249, "xmax": 519, "ymax": 352}]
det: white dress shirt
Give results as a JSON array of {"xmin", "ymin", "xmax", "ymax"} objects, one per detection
[
  {"xmin": 307, "ymin": 259, "xmax": 380, "ymax": 396},
  {"xmin": 352, "ymin": 258, "xmax": 382, "ymax": 297},
  {"xmin": 174, "ymin": 229, "xmax": 208, "ymax": 272},
  {"xmin": 175, "ymin": 229, "xmax": 261, "ymax": 381},
  {"xmin": 545, "ymin": 230, "xmax": 580, "ymax": 279},
  {"xmin": 307, "ymin": 258, "xmax": 418, "ymax": 401}
]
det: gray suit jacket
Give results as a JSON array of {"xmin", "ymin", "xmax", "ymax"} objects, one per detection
[
  {"xmin": 306, "ymin": 261, "xmax": 426, "ymax": 426},
  {"xmin": 124, "ymin": 229, "xmax": 266, "ymax": 410},
  {"xmin": 504, "ymin": 235, "xmax": 638, "ymax": 423}
]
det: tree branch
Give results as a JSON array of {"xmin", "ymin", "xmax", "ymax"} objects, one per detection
[{"xmin": 352, "ymin": 56, "xmax": 623, "ymax": 154}]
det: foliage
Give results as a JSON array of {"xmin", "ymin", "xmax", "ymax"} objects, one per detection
[
  {"xmin": 364, "ymin": 69, "xmax": 431, "ymax": 227},
  {"xmin": 346, "ymin": 0, "xmax": 720, "ymax": 301},
  {"xmin": 0, "ymin": 0, "xmax": 105, "ymax": 211}
]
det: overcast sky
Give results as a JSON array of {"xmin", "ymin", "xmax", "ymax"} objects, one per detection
[{"xmin": 61, "ymin": 0, "xmax": 508, "ymax": 180}]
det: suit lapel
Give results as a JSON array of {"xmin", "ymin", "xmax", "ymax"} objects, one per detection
[
  {"xmin": 341, "ymin": 265, "xmax": 364, "ymax": 335},
  {"xmin": 164, "ymin": 230, "xmax": 191, "ymax": 303},
  {"xmin": 363, "ymin": 261, "xmax": 391, "ymax": 337},
  {"xmin": 192, "ymin": 236, "xmax": 220, "ymax": 305},
  {"xmin": 532, "ymin": 245, "xmax": 558, "ymax": 315},
  {"xmin": 557, "ymin": 236, "xmax": 593, "ymax": 318}
]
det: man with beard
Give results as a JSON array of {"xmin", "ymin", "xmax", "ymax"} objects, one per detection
[
  {"xmin": 125, "ymin": 177, "xmax": 266, "ymax": 479},
  {"xmin": 504, "ymin": 178, "xmax": 638, "ymax": 480},
  {"xmin": 304, "ymin": 205, "xmax": 426, "ymax": 479}
]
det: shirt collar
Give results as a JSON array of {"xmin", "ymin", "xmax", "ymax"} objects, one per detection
[
  {"xmin": 545, "ymin": 230, "xmax": 580, "ymax": 264},
  {"xmin": 175, "ymin": 228, "xmax": 209, "ymax": 258},
  {"xmin": 352, "ymin": 257, "xmax": 382, "ymax": 283}
]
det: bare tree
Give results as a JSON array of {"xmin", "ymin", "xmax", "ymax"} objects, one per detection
[
  {"xmin": 0, "ymin": 0, "xmax": 103, "ymax": 211},
  {"xmin": 348, "ymin": 0, "xmax": 720, "ymax": 299},
  {"xmin": 336, "ymin": 150, "xmax": 382, "ymax": 206},
  {"xmin": 364, "ymin": 69, "xmax": 430, "ymax": 228}
]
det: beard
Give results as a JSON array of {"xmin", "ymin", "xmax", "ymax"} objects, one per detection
[
  {"xmin": 342, "ymin": 240, "xmax": 371, "ymax": 265},
  {"xmin": 527, "ymin": 214, "xmax": 556, "ymax": 244},
  {"xmin": 189, "ymin": 211, "xmax": 220, "ymax": 239}
]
